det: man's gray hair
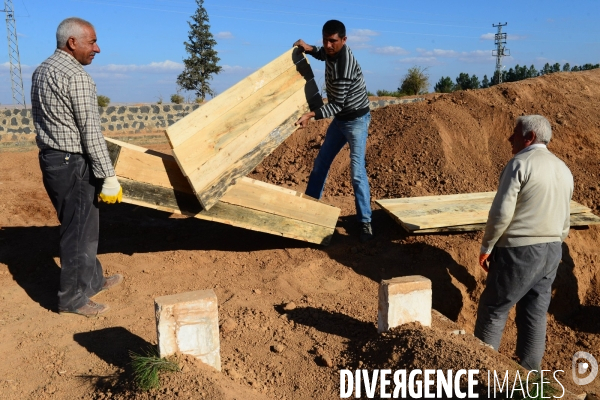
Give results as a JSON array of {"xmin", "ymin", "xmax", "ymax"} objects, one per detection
[
  {"xmin": 517, "ymin": 115, "xmax": 552, "ymax": 144},
  {"xmin": 56, "ymin": 17, "xmax": 94, "ymax": 48}
]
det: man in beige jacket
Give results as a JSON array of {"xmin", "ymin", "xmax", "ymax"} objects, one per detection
[{"xmin": 475, "ymin": 115, "xmax": 573, "ymax": 370}]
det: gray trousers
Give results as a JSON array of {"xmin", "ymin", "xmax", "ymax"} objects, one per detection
[
  {"xmin": 474, "ymin": 242, "xmax": 561, "ymax": 370},
  {"xmin": 39, "ymin": 149, "xmax": 105, "ymax": 311}
]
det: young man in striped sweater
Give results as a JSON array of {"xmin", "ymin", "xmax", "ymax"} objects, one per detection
[{"xmin": 294, "ymin": 20, "xmax": 374, "ymax": 242}]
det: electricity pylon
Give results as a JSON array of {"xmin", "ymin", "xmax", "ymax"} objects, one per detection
[
  {"xmin": 492, "ymin": 22, "xmax": 510, "ymax": 84},
  {"xmin": 2, "ymin": 0, "xmax": 26, "ymax": 107}
]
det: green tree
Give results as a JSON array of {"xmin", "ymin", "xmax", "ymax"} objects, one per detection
[
  {"xmin": 551, "ymin": 62, "xmax": 561, "ymax": 73},
  {"xmin": 528, "ymin": 64, "xmax": 539, "ymax": 78},
  {"xmin": 97, "ymin": 95, "xmax": 110, "ymax": 107},
  {"xmin": 541, "ymin": 63, "xmax": 552, "ymax": 75},
  {"xmin": 454, "ymin": 72, "xmax": 480, "ymax": 90},
  {"xmin": 176, "ymin": 0, "xmax": 222, "ymax": 101},
  {"xmin": 398, "ymin": 66, "xmax": 429, "ymax": 95},
  {"xmin": 562, "ymin": 63, "xmax": 571, "ymax": 72},
  {"xmin": 481, "ymin": 75, "xmax": 490, "ymax": 88},
  {"xmin": 171, "ymin": 93, "xmax": 184, "ymax": 104},
  {"xmin": 434, "ymin": 76, "xmax": 454, "ymax": 93}
]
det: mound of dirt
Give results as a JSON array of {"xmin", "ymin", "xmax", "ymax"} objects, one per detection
[{"xmin": 1, "ymin": 69, "xmax": 600, "ymax": 399}]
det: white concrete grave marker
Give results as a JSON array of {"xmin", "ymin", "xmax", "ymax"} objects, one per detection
[
  {"xmin": 378, "ymin": 275, "xmax": 432, "ymax": 333},
  {"xmin": 155, "ymin": 289, "xmax": 221, "ymax": 371}
]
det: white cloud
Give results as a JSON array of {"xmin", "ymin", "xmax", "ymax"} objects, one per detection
[
  {"xmin": 397, "ymin": 56, "xmax": 438, "ymax": 64},
  {"xmin": 215, "ymin": 31, "xmax": 234, "ymax": 39},
  {"xmin": 458, "ymin": 50, "xmax": 496, "ymax": 63},
  {"xmin": 88, "ymin": 60, "xmax": 183, "ymax": 74},
  {"xmin": 220, "ymin": 65, "xmax": 254, "ymax": 74},
  {"xmin": 371, "ymin": 46, "xmax": 408, "ymax": 55},
  {"xmin": 0, "ymin": 61, "xmax": 33, "ymax": 71},
  {"xmin": 417, "ymin": 48, "xmax": 459, "ymax": 57},
  {"xmin": 347, "ymin": 29, "xmax": 379, "ymax": 49},
  {"xmin": 408, "ymin": 48, "xmax": 498, "ymax": 64}
]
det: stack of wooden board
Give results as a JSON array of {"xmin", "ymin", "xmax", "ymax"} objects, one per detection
[
  {"xmin": 376, "ymin": 192, "xmax": 600, "ymax": 234},
  {"xmin": 106, "ymin": 138, "xmax": 340, "ymax": 245},
  {"xmin": 103, "ymin": 47, "xmax": 341, "ymax": 245},
  {"xmin": 165, "ymin": 47, "xmax": 322, "ymax": 210}
]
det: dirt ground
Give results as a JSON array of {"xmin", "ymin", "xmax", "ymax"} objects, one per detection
[{"xmin": 2, "ymin": 69, "xmax": 600, "ymax": 399}]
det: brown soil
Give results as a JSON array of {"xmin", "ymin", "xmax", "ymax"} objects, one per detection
[{"xmin": 2, "ymin": 69, "xmax": 600, "ymax": 399}]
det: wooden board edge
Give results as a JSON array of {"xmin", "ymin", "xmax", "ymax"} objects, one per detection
[
  {"xmin": 197, "ymin": 109, "xmax": 306, "ymax": 210},
  {"xmin": 120, "ymin": 178, "xmax": 334, "ymax": 245},
  {"xmin": 166, "ymin": 48, "xmax": 310, "ymax": 148}
]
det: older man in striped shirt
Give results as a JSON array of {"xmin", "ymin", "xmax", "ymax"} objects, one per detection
[{"xmin": 294, "ymin": 20, "xmax": 373, "ymax": 242}]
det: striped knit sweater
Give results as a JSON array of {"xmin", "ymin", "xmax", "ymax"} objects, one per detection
[{"xmin": 307, "ymin": 44, "xmax": 370, "ymax": 121}]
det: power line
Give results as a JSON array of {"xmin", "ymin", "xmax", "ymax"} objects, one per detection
[
  {"xmin": 492, "ymin": 22, "xmax": 509, "ymax": 84},
  {"xmin": 1, "ymin": 0, "xmax": 26, "ymax": 107}
]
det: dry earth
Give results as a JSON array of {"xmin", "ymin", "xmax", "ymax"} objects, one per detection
[{"xmin": 1, "ymin": 69, "xmax": 600, "ymax": 399}]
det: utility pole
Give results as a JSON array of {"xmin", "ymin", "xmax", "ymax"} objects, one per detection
[
  {"xmin": 2, "ymin": 0, "xmax": 26, "ymax": 107},
  {"xmin": 492, "ymin": 22, "xmax": 509, "ymax": 84}
]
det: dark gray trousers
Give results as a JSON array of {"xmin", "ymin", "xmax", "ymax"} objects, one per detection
[
  {"xmin": 474, "ymin": 242, "xmax": 561, "ymax": 370},
  {"xmin": 39, "ymin": 149, "xmax": 105, "ymax": 311}
]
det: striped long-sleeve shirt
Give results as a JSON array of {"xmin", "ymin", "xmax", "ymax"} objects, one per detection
[
  {"xmin": 31, "ymin": 49, "xmax": 115, "ymax": 178},
  {"xmin": 307, "ymin": 45, "xmax": 370, "ymax": 121}
]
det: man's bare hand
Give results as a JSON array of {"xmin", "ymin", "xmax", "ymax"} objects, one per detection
[
  {"xmin": 295, "ymin": 111, "xmax": 315, "ymax": 128},
  {"xmin": 479, "ymin": 253, "xmax": 490, "ymax": 273},
  {"xmin": 293, "ymin": 39, "xmax": 313, "ymax": 53}
]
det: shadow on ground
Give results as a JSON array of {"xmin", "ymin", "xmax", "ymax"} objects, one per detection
[
  {"xmin": 73, "ymin": 326, "xmax": 154, "ymax": 392},
  {"xmin": 322, "ymin": 209, "xmax": 478, "ymax": 322}
]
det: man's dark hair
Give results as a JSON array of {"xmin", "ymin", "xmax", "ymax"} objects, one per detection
[{"xmin": 322, "ymin": 20, "xmax": 346, "ymax": 38}]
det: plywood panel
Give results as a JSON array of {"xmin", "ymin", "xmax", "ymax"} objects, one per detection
[
  {"xmin": 376, "ymin": 192, "xmax": 596, "ymax": 233},
  {"xmin": 166, "ymin": 47, "xmax": 322, "ymax": 210},
  {"xmin": 105, "ymin": 138, "xmax": 339, "ymax": 245},
  {"xmin": 167, "ymin": 48, "xmax": 308, "ymax": 148}
]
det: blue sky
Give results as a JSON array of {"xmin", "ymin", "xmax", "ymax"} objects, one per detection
[{"xmin": 1, "ymin": 0, "xmax": 599, "ymax": 105}]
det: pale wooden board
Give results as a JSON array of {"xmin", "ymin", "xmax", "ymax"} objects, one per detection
[
  {"xmin": 105, "ymin": 138, "xmax": 340, "ymax": 245},
  {"xmin": 166, "ymin": 47, "xmax": 323, "ymax": 210},
  {"xmin": 406, "ymin": 213, "xmax": 600, "ymax": 234},
  {"xmin": 376, "ymin": 192, "xmax": 595, "ymax": 233},
  {"xmin": 167, "ymin": 48, "xmax": 308, "ymax": 148}
]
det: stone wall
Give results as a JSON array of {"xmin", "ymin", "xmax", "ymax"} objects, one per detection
[{"xmin": 0, "ymin": 98, "xmax": 422, "ymax": 150}]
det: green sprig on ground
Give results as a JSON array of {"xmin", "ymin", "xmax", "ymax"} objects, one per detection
[{"xmin": 129, "ymin": 348, "xmax": 180, "ymax": 391}]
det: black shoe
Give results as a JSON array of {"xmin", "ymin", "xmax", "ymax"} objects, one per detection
[{"xmin": 360, "ymin": 222, "xmax": 374, "ymax": 243}]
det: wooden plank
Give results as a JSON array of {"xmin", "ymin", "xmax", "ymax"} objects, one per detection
[
  {"xmin": 376, "ymin": 192, "xmax": 598, "ymax": 234},
  {"xmin": 410, "ymin": 213, "xmax": 600, "ymax": 234},
  {"xmin": 121, "ymin": 178, "xmax": 335, "ymax": 245},
  {"xmin": 173, "ymin": 61, "xmax": 311, "ymax": 174},
  {"xmin": 220, "ymin": 178, "xmax": 338, "ymax": 228},
  {"xmin": 376, "ymin": 192, "xmax": 496, "ymax": 205},
  {"xmin": 376, "ymin": 193, "xmax": 591, "ymax": 230},
  {"xmin": 166, "ymin": 47, "xmax": 323, "ymax": 210},
  {"xmin": 105, "ymin": 138, "xmax": 340, "ymax": 245},
  {"xmin": 188, "ymin": 88, "xmax": 319, "ymax": 210},
  {"xmin": 167, "ymin": 47, "xmax": 308, "ymax": 148}
]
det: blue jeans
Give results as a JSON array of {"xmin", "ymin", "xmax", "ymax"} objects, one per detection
[
  {"xmin": 39, "ymin": 149, "xmax": 105, "ymax": 311},
  {"xmin": 306, "ymin": 112, "xmax": 372, "ymax": 223},
  {"xmin": 474, "ymin": 242, "xmax": 561, "ymax": 370}
]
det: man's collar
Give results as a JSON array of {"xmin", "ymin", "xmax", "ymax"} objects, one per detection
[
  {"xmin": 516, "ymin": 143, "xmax": 547, "ymax": 155},
  {"xmin": 55, "ymin": 48, "xmax": 80, "ymax": 64}
]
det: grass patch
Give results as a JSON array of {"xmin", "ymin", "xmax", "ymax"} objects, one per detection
[{"xmin": 129, "ymin": 347, "xmax": 180, "ymax": 391}]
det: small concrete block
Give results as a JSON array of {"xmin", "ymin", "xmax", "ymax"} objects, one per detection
[
  {"xmin": 378, "ymin": 275, "xmax": 432, "ymax": 333},
  {"xmin": 155, "ymin": 289, "xmax": 221, "ymax": 371}
]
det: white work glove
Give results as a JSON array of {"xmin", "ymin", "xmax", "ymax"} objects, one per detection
[{"xmin": 99, "ymin": 175, "xmax": 122, "ymax": 204}]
